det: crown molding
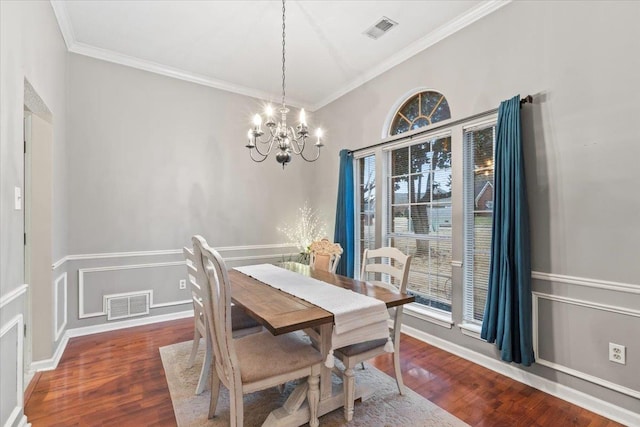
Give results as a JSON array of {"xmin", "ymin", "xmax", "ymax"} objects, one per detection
[
  {"xmin": 50, "ymin": 0, "xmax": 75, "ymax": 50},
  {"xmin": 311, "ymin": 0, "xmax": 512, "ymax": 111},
  {"xmin": 49, "ymin": 1, "xmax": 312, "ymax": 109},
  {"xmin": 51, "ymin": 0, "xmax": 509, "ymax": 112}
]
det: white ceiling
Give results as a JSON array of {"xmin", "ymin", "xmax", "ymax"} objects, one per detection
[{"xmin": 51, "ymin": 1, "xmax": 509, "ymax": 110}]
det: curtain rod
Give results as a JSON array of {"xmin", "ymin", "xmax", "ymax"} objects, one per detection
[{"xmin": 348, "ymin": 94, "xmax": 533, "ymax": 155}]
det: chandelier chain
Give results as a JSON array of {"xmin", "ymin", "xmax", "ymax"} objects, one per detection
[{"xmin": 281, "ymin": 0, "xmax": 286, "ymax": 108}]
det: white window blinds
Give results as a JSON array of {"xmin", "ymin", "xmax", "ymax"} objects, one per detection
[
  {"xmin": 463, "ymin": 123, "xmax": 496, "ymax": 324},
  {"xmin": 356, "ymin": 155, "xmax": 376, "ymax": 274},
  {"xmin": 386, "ymin": 134, "xmax": 453, "ymax": 312}
]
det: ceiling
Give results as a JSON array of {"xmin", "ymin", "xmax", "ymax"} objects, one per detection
[{"xmin": 51, "ymin": 1, "xmax": 509, "ymax": 111}]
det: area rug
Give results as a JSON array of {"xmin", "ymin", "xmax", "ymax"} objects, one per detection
[{"xmin": 160, "ymin": 340, "xmax": 469, "ymax": 427}]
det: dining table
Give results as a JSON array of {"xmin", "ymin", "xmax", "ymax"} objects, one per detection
[{"xmin": 228, "ymin": 261, "xmax": 415, "ymax": 426}]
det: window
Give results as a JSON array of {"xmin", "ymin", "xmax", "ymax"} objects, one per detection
[
  {"xmin": 386, "ymin": 134, "xmax": 453, "ymax": 312},
  {"xmin": 390, "ymin": 91, "xmax": 451, "ymax": 135},
  {"xmin": 463, "ymin": 123, "xmax": 496, "ymax": 324},
  {"xmin": 356, "ymin": 155, "xmax": 376, "ymax": 273}
]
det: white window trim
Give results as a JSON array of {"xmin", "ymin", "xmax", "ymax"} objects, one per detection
[
  {"xmin": 458, "ymin": 322, "xmax": 485, "ymax": 341},
  {"xmin": 404, "ymin": 303, "xmax": 453, "ymax": 329}
]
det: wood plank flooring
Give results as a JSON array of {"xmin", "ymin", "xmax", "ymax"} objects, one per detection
[{"xmin": 24, "ymin": 318, "xmax": 623, "ymax": 426}]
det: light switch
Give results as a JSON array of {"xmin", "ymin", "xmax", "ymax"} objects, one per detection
[{"xmin": 14, "ymin": 187, "xmax": 22, "ymax": 210}]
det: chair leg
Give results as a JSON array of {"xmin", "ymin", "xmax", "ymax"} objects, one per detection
[
  {"xmin": 230, "ymin": 387, "xmax": 244, "ymax": 427},
  {"xmin": 208, "ymin": 372, "xmax": 221, "ymax": 419},
  {"xmin": 343, "ymin": 366, "xmax": 356, "ymax": 422},
  {"xmin": 360, "ymin": 362, "xmax": 365, "ymax": 370},
  {"xmin": 307, "ymin": 372, "xmax": 320, "ymax": 427},
  {"xmin": 393, "ymin": 349, "xmax": 405, "ymax": 395},
  {"xmin": 195, "ymin": 336, "xmax": 212, "ymax": 395},
  {"xmin": 187, "ymin": 326, "xmax": 201, "ymax": 368}
]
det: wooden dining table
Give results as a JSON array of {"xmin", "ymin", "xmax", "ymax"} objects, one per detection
[{"xmin": 228, "ymin": 261, "xmax": 415, "ymax": 426}]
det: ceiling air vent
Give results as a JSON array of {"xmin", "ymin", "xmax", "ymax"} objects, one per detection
[{"xmin": 364, "ymin": 17, "xmax": 398, "ymax": 40}]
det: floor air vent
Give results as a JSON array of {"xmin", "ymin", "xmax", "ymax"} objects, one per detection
[{"xmin": 105, "ymin": 291, "xmax": 151, "ymax": 321}]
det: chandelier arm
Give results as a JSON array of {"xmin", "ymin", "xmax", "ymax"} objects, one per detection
[
  {"xmin": 249, "ymin": 148, "xmax": 271, "ymax": 163},
  {"xmin": 254, "ymin": 128, "xmax": 277, "ymax": 145},
  {"xmin": 297, "ymin": 146, "xmax": 322, "ymax": 162},
  {"xmin": 288, "ymin": 133, "xmax": 306, "ymax": 155},
  {"xmin": 251, "ymin": 138, "xmax": 276, "ymax": 158}
]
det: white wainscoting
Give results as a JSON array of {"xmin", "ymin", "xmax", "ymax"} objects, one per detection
[
  {"xmin": 54, "ymin": 273, "xmax": 67, "ymax": 341},
  {"xmin": 1, "ymin": 314, "xmax": 25, "ymax": 427},
  {"xmin": 51, "ymin": 243, "xmax": 298, "ymax": 270},
  {"xmin": 78, "ymin": 261, "xmax": 190, "ymax": 319},
  {"xmin": 36, "ymin": 243, "xmax": 298, "ymax": 372},
  {"xmin": 401, "ymin": 323, "xmax": 640, "ymax": 427},
  {"xmin": 532, "ymin": 291, "xmax": 640, "ymax": 400}
]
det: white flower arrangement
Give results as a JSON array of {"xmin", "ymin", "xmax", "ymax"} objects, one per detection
[{"xmin": 278, "ymin": 202, "xmax": 327, "ymax": 262}]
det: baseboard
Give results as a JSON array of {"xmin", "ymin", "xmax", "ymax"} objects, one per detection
[
  {"xmin": 16, "ymin": 414, "xmax": 31, "ymax": 427},
  {"xmin": 400, "ymin": 324, "xmax": 640, "ymax": 427},
  {"xmin": 30, "ymin": 309, "xmax": 194, "ymax": 372},
  {"xmin": 23, "ymin": 371, "xmax": 42, "ymax": 406}
]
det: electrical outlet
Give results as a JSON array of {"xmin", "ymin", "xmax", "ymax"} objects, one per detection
[
  {"xmin": 609, "ymin": 343, "xmax": 626, "ymax": 365},
  {"xmin": 179, "ymin": 279, "xmax": 187, "ymax": 290}
]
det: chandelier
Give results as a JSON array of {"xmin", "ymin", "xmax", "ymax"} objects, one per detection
[{"xmin": 245, "ymin": 0, "xmax": 324, "ymax": 168}]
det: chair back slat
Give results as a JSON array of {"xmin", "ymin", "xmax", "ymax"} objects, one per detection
[
  {"xmin": 192, "ymin": 236, "xmax": 242, "ymax": 391},
  {"xmin": 360, "ymin": 247, "xmax": 412, "ymax": 294}
]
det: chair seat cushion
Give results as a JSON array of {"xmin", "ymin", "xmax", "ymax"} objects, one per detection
[
  {"xmin": 235, "ymin": 331, "xmax": 323, "ymax": 384},
  {"xmin": 335, "ymin": 338, "xmax": 388, "ymax": 357},
  {"xmin": 231, "ymin": 305, "xmax": 261, "ymax": 331}
]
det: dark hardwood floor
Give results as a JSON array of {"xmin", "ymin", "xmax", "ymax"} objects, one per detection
[{"xmin": 24, "ymin": 318, "xmax": 623, "ymax": 426}]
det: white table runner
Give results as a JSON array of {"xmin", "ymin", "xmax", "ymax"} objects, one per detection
[{"xmin": 234, "ymin": 264, "xmax": 393, "ymax": 367}]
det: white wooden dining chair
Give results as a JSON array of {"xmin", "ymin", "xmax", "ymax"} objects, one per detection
[
  {"xmin": 193, "ymin": 235, "xmax": 323, "ymax": 427},
  {"xmin": 333, "ymin": 246, "xmax": 412, "ymax": 421},
  {"xmin": 183, "ymin": 246, "xmax": 261, "ymax": 395},
  {"xmin": 309, "ymin": 238, "xmax": 343, "ymax": 273}
]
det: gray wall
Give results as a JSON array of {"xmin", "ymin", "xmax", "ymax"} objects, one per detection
[
  {"xmin": 61, "ymin": 53, "xmax": 321, "ymax": 331},
  {"xmin": 315, "ymin": 0, "xmax": 640, "ymax": 416},
  {"xmin": 0, "ymin": 1, "xmax": 68, "ymax": 426}
]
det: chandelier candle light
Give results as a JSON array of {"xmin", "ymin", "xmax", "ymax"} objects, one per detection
[{"xmin": 245, "ymin": 0, "xmax": 324, "ymax": 168}]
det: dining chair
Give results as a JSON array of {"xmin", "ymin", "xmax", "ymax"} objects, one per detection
[
  {"xmin": 183, "ymin": 246, "xmax": 261, "ymax": 395},
  {"xmin": 309, "ymin": 238, "xmax": 343, "ymax": 273},
  {"xmin": 193, "ymin": 235, "xmax": 323, "ymax": 427},
  {"xmin": 333, "ymin": 246, "xmax": 412, "ymax": 421}
]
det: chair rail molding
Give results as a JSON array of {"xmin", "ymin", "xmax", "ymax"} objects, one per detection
[
  {"xmin": 52, "ymin": 243, "xmax": 299, "ymax": 270},
  {"xmin": 532, "ymin": 291, "xmax": 640, "ymax": 400},
  {"xmin": 531, "ymin": 271, "xmax": 640, "ymax": 294},
  {"xmin": 0, "ymin": 284, "xmax": 29, "ymax": 308}
]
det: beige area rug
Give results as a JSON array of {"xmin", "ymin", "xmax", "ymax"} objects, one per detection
[{"xmin": 160, "ymin": 340, "xmax": 469, "ymax": 427}]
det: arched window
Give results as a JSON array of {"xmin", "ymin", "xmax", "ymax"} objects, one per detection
[{"xmin": 389, "ymin": 91, "xmax": 451, "ymax": 135}]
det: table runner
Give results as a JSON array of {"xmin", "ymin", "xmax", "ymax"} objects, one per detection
[{"xmin": 234, "ymin": 264, "xmax": 393, "ymax": 367}]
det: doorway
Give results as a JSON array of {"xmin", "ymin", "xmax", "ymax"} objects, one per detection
[{"xmin": 23, "ymin": 79, "xmax": 54, "ymax": 379}]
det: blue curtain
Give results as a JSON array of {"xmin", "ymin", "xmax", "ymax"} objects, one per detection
[
  {"xmin": 480, "ymin": 95, "xmax": 534, "ymax": 366},
  {"xmin": 334, "ymin": 149, "xmax": 355, "ymax": 277}
]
